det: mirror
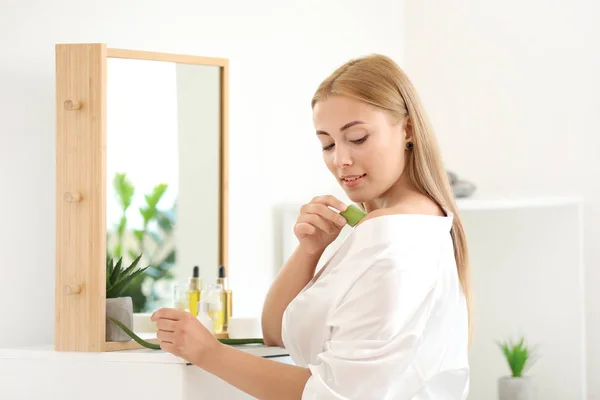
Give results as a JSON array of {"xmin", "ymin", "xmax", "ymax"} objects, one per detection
[
  {"xmin": 54, "ymin": 44, "xmax": 229, "ymax": 352},
  {"xmin": 105, "ymin": 55, "xmax": 226, "ymax": 342}
]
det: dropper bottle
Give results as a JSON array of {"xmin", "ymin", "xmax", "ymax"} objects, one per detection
[
  {"xmin": 188, "ymin": 266, "xmax": 201, "ymax": 316},
  {"xmin": 217, "ymin": 264, "xmax": 232, "ymax": 332}
]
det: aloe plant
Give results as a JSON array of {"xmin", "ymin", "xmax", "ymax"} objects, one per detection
[
  {"xmin": 106, "ymin": 253, "xmax": 149, "ymax": 299},
  {"xmin": 497, "ymin": 336, "xmax": 537, "ymax": 377}
]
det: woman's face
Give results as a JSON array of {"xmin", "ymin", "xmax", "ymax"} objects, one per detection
[{"xmin": 313, "ymin": 95, "xmax": 410, "ymax": 204}]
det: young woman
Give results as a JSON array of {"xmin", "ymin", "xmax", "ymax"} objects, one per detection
[{"xmin": 152, "ymin": 54, "xmax": 472, "ymax": 399}]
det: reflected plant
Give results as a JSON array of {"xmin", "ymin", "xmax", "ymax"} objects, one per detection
[
  {"xmin": 111, "ymin": 173, "xmax": 134, "ymax": 259},
  {"xmin": 106, "ymin": 172, "xmax": 177, "ymax": 312}
]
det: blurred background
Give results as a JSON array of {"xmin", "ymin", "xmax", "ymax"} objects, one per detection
[{"xmin": 0, "ymin": 0, "xmax": 598, "ymax": 398}]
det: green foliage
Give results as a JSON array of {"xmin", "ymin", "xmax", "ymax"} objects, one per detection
[
  {"xmin": 106, "ymin": 254, "xmax": 149, "ymax": 298},
  {"xmin": 112, "ymin": 173, "xmax": 135, "ymax": 259},
  {"xmin": 106, "ymin": 172, "xmax": 177, "ymax": 312},
  {"xmin": 497, "ymin": 336, "xmax": 537, "ymax": 377},
  {"xmin": 108, "ymin": 316, "xmax": 265, "ymax": 351},
  {"xmin": 108, "ymin": 317, "xmax": 161, "ymax": 350}
]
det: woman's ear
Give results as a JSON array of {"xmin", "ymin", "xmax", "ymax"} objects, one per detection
[{"xmin": 404, "ymin": 115, "xmax": 414, "ymax": 141}]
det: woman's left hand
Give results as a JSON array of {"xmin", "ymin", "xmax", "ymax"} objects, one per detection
[{"xmin": 151, "ymin": 308, "xmax": 220, "ymax": 366}]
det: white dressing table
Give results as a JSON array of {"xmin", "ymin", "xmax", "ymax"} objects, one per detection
[{"xmin": 0, "ymin": 345, "xmax": 292, "ymax": 399}]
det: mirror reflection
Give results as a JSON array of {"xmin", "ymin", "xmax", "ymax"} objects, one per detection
[{"xmin": 105, "ymin": 57, "xmax": 223, "ymax": 341}]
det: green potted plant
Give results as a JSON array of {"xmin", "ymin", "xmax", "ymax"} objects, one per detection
[
  {"xmin": 105, "ymin": 254, "xmax": 148, "ymax": 341},
  {"xmin": 497, "ymin": 336, "xmax": 538, "ymax": 400}
]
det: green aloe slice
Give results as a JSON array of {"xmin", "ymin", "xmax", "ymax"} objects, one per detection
[{"xmin": 339, "ymin": 204, "xmax": 367, "ymax": 227}]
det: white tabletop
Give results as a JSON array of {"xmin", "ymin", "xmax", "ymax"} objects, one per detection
[{"xmin": 0, "ymin": 344, "xmax": 289, "ymax": 364}]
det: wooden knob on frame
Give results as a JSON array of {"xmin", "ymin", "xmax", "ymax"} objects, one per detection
[
  {"xmin": 64, "ymin": 192, "xmax": 82, "ymax": 203},
  {"xmin": 64, "ymin": 284, "xmax": 82, "ymax": 296},
  {"xmin": 64, "ymin": 100, "xmax": 82, "ymax": 111}
]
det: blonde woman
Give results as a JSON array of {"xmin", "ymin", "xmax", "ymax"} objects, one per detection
[{"xmin": 152, "ymin": 54, "xmax": 471, "ymax": 399}]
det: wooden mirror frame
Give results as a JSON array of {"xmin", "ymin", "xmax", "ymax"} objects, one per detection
[{"xmin": 54, "ymin": 43, "xmax": 229, "ymax": 352}]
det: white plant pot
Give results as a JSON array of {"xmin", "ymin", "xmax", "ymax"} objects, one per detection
[
  {"xmin": 106, "ymin": 297, "xmax": 133, "ymax": 342},
  {"xmin": 498, "ymin": 376, "xmax": 535, "ymax": 400}
]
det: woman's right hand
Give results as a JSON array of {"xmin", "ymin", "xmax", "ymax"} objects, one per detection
[{"xmin": 294, "ymin": 195, "xmax": 348, "ymax": 256}]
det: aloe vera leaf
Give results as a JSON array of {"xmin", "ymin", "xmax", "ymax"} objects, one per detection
[
  {"xmin": 339, "ymin": 204, "xmax": 367, "ymax": 227},
  {"xmin": 108, "ymin": 318, "xmax": 266, "ymax": 353},
  {"xmin": 106, "ymin": 266, "xmax": 149, "ymax": 298},
  {"xmin": 108, "ymin": 317, "xmax": 161, "ymax": 350},
  {"xmin": 217, "ymin": 338, "xmax": 265, "ymax": 345},
  {"xmin": 107, "ymin": 258, "xmax": 114, "ymax": 278},
  {"xmin": 116, "ymin": 253, "xmax": 143, "ymax": 282},
  {"xmin": 108, "ymin": 257, "xmax": 122, "ymax": 286}
]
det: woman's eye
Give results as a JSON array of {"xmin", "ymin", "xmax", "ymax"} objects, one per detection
[
  {"xmin": 351, "ymin": 135, "xmax": 368, "ymax": 144},
  {"xmin": 322, "ymin": 135, "xmax": 368, "ymax": 151}
]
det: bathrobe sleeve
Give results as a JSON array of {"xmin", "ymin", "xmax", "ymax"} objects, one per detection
[{"xmin": 301, "ymin": 249, "xmax": 440, "ymax": 400}]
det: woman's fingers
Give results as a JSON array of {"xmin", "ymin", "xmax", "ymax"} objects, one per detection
[
  {"xmin": 298, "ymin": 213, "xmax": 336, "ymax": 234},
  {"xmin": 156, "ymin": 318, "xmax": 177, "ymax": 332},
  {"xmin": 294, "ymin": 222, "xmax": 316, "ymax": 237},
  {"xmin": 151, "ymin": 307, "xmax": 188, "ymax": 322},
  {"xmin": 310, "ymin": 195, "xmax": 347, "ymax": 213},
  {"xmin": 159, "ymin": 342, "xmax": 175, "ymax": 353},
  {"xmin": 157, "ymin": 329, "xmax": 175, "ymax": 343},
  {"xmin": 301, "ymin": 203, "xmax": 347, "ymax": 228},
  {"xmin": 153, "ymin": 308, "xmax": 187, "ymax": 345}
]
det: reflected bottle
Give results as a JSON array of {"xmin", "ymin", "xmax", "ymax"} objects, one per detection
[
  {"xmin": 217, "ymin": 264, "xmax": 232, "ymax": 332},
  {"xmin": 202, "ymin": 283, "xmax": 224, "ymax": 334},
  {"xmin": 173, "ymin": 284, "xmax": 189, "ymax": 311},
  {"xmin": 188, "ymin": 266, "xmax": 202, "ymax": 316}
]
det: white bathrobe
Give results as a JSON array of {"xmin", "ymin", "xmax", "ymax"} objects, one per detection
[{"xmin": 281, "ymin": 211, "xmax": 470, "ymax": 399}]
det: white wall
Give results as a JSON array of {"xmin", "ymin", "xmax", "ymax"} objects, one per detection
[
  {"xmin": 0, "ymin": 0, "xmax": 404, "ymax": 346},
  {"xmin": 175, "ymin": 63, "xmax": 221, "ymax": 290},
  {"xmin": 462, "ymin": 204, "xmax": 586, "ymax": 399},
  {"xmin": 404, "ymin": 0, "xmax": 600, "ymax": 397}
]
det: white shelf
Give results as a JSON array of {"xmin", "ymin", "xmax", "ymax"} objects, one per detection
[{"xmin": 456, "ymin": 195, "xmax": 583, "ymax": 211}]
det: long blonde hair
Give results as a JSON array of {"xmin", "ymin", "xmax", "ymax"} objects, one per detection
[{"xmin": 311, "ymin": 54, "xmax": 473, "ymax": 341}]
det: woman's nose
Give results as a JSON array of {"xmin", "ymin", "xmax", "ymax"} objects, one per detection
[{"xmin": 334, "ymin": 146, "xmax": 353, "ymax": 168}]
